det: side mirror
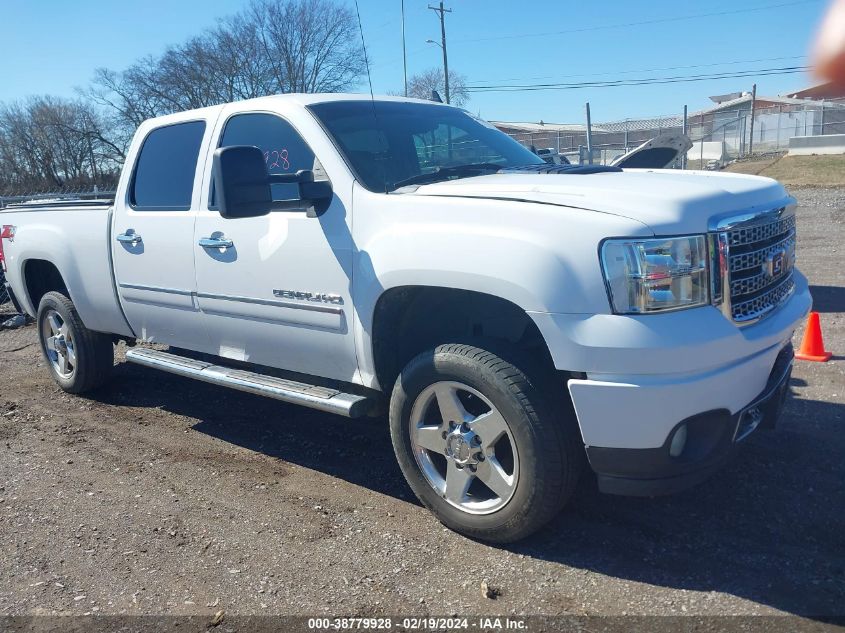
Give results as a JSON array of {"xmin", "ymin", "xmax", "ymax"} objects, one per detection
[
  {"xmin": 212, "ymin": 145, "xmax": 334, "ymax": 219},
  {"xmin": 281, "ymin": 170, "xmax": 334, "ymax": 218},
  {"xmin": 213, "ymin": 146, "xmax": 273, "ymax": 219}
]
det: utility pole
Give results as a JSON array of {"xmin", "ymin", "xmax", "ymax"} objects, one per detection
[
  {"xmin": 748, "ymin": 83, "xmax": 757, "ymax": 157},
  {"xmin": 428, "ymin": 2, "xmax": 451, "ymax": 104},
  {"xmin": 401, "ymin": 0, "xmax": 408, "ymax": 97},
  {"xmin": 682, "ymin": 105, "xmax": 688, "ymax": 170},
  {"xmin": 585, "ymin": 102, "xmax": 593, "ymax": 165}
]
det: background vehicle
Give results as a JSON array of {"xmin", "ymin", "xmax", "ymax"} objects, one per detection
[
  {"xmin": 536, "ymin": 147, "xmax": 571, "ymax": 165},
  {"xmin": 610, "ymin": 132, "xmax": 693, "ymax": 169},
  {"xmin": 0, "ymin": 94, "xmax": 811, "ymax": 542}
]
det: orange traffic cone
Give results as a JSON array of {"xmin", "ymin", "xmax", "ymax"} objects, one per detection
[{"xmin": 795, "ymin": 312, "xmax": 832, "ymax": 362}]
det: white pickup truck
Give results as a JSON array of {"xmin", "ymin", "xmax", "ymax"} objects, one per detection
[{"xmin": 0, "ymin": 94, "xmax": 810, "ymax": 542}]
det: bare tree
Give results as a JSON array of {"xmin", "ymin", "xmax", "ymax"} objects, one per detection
[
  {"xmin": 0, "ymin": 97, "xmax": 120, "ymax": 194},
  {"xmin": 2, "ymin": 0, "xmax": 367, "ymax": 194},
  {"xmin": 405, "ymin": 68, "xmax": 470, "ymax": 107},
  {"xmin": 85, "ymin": 63, "xmax": 167, "ymax": 158},
  {"xmin": 208, "ymin": 12, "xmax": 280, "ymax": 102},
  {"xmin": 88, "ymin": 0, "xmax": 366, "ymax": 151},
  {"xmin": 252, "ymin": 0, "xmax": 367, "ymax": 94}
]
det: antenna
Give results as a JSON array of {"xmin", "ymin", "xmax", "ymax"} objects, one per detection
[
  {"xmin": 401, "ymin": 0, "xmax": 408, "ymax": 97},
  {"xmin": 352, "ymin": 0, "xmax": 387, "ymax": 193},
  {"xmin": 353, "ymin": 0, "xmax": 375, "ymax": 102}
]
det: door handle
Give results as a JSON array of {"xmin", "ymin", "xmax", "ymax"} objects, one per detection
[
  {"xmin": 199, "ymin": 236, "xmax": 234, "ymax": 249},
  {"xmin": 116, "ymin": 232, "xmax": 142, "ymax": 245}
]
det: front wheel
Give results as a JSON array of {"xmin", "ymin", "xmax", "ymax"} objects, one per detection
[
  {"xmin": 37, "ymin": 291, "xmax": 114, "ymax": 394},
  {"xmin": 389, "ymin": 343, "xmax": 582, "ymax": 543}
]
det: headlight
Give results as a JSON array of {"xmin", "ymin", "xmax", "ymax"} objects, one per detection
[{"xmin": 600, "ymin": 235, "xmax": 709, "ymax": 314}]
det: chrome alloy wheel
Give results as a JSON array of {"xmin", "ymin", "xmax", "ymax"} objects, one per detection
[
  {"xmin": 41, "ymin": 309, "xmax": 76, "ymax": 378},
  {"xmin": 409, "ymin": 381, "xmax": 519, "ymax": 515}
]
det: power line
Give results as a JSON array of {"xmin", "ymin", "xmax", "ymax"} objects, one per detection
[
  {"xmin": 468, "ymin": 66, "xmax": 811, "ymax": 90},
  {"xmin": 453, "ymin": 0, "xmax": 820, "ymax": 44},
  {"xmin": 467, "ymin": 68, "xmax": 810, "ymax": 92},
  {"xmin": 465, "ymin": 55, "xmax": 808, "ymax": 85},
  {"xmin": 465, "ymin": 66, "xmax": 811, "ymax": 93}
]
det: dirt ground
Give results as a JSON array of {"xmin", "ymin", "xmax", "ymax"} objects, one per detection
[
  {"xmin": 0, "ymin": 188, "xmax": 843, "ymax": 622},
  {"xmin": 725, "ymin": 154, "xmax": 845, "ymax": 187}
]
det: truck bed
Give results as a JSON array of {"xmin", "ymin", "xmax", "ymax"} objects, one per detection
[{"xmin": 0, "ymin": 202, "xmax": 134, "ymax": 338}]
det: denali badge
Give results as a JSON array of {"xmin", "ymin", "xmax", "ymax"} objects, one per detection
[{"xmin": 273, "ymin": 289, "xmax": 344, "ymax": 305}]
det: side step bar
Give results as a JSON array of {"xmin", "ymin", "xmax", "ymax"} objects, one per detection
[{"xmin": 125, "ymin": 348, "xmax": 374, "ymax": 418}]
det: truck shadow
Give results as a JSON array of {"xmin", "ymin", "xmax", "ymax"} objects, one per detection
[
  {"xmin": 99, "ymin": 362, "xmax": 845, "ymax": 618},
  {"xmin": 103, "ymin": 360, "xmax": 413, "ymax": 501},
  {"xmin": 515, "ymin": 392, "xmax": 845, "ymax": 619}
]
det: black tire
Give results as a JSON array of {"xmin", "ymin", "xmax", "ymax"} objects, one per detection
[
  {"xmin": 389, "ymin": 343, "xmax": 582, "ymax": 543},
  {"xmin": 37, "ymin": 291, "xmax": 113, "ymax": 394}
]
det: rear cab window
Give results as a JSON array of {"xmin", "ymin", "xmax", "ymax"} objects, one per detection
[{"xmin": 130, "ymin": 120, "xmax": 206, "ymax": 210}]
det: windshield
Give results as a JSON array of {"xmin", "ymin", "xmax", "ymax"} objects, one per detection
[{"xmin": 308, "ymin": 100, "xmax": 543, "ymax": 192}]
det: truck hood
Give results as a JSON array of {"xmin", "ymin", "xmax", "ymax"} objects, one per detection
[{"xmin": 408, "ymin": 169, "xmax": 793, "ymax": 234}]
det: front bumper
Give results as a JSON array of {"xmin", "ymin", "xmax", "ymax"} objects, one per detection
[
  {"xmin": 585, "ymin": 343, "xmax": 794, "ymax": 496},
  {"xmin": 529, "ymin": 269, "xmax": 810, "ymax": 497},
  {"xmin": 531, "ymin": 270, "xmax": 809, "ymax": 449}
]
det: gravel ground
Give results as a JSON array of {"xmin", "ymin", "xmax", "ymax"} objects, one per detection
[{"xmin": 0, "ymin": 188, "xmax": 843, "ymax": 622}]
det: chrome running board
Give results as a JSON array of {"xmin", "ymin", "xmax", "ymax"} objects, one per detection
[{"xmin": 125, "ymin": 348, "xmax": 373, "ymax": 418}]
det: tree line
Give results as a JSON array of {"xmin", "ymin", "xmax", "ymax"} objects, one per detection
[
  {"xmin": 0, "ymin": 0, "xmax": 472, "ymax": 196},
  {"xmin": 0, "ymin": 0, "xmax": 367, "ymax": 195}
]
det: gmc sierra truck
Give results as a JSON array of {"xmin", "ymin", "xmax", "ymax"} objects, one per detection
[{"xmin": 0, "ymin": 94, "xmax": 810, "ymax": 542}]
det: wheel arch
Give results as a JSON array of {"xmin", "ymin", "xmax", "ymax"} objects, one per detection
[
  {"xmin": 22, "ymin": 258, "xmax": 70, "ymax": 313},
  {"xmin": 368, "ymin": 285, "xmax": 556, "ymax": 392}
]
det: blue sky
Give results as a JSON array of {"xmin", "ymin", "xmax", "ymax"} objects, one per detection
[{"xmin": 0, "ymin": 0, "xmax": 829, "ymax": 123}]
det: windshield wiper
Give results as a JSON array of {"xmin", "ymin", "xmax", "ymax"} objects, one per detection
[{"xmin": 392, "ymin": 163, "xmax": 504, "ymax": 190}]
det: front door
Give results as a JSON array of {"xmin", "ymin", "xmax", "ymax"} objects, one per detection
[
  {"xmin": 193, "ymin": 110, "xmax": 358, "ymax": 383},
  {"xmin": 112, "ymin": 119, "xmax": 212, "ymax": 351}
]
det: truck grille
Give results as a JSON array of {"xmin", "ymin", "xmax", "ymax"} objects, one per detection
[{"xmin": 716, "ymin": 208, "xmax": 796, "ymax": 324}]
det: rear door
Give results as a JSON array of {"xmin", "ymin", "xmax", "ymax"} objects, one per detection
[{"xmin": 112, "ymin": 116, "xmax": 215, "ymax": 350}]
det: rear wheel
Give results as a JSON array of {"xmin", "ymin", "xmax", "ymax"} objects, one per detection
[
  {"xmin": 389, "ymin": 343, "xmax": 582, "ymax": 543},
  {"xmin": 37, "ymin": 291, "xmax": 113, "ymax": 393}
]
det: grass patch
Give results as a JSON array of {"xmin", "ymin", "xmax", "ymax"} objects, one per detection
[{"xmin": 724, "ymin": 154, "xmax": 845, "ymax": 187}]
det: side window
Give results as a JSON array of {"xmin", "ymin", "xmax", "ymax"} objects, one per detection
[
  {"xmin": 213, "ymin": 113, "xmax": 322, "ymax": 204},
  {"xmin": 130, "ymin": 121, "xmax": 206, "ymax": 210}
]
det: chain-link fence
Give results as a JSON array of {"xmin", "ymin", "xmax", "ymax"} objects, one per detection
[
  {"xmin": 0, "ymin": 271, "xmax": 12, "ymax": 315},
  {"xmin": 501, "ymin": 114, "xmax": 684, "ymax": 166},
  {"xmin": 501, "ymin": 98, "xmax": 845, "ymax": 167},
  {"xmin": 688, "ymin": 100, "xmax": 845, "ymax": 156},
  {"xmin": 0, "ymin": 186, "xmax": 116, "ymax": 209}
]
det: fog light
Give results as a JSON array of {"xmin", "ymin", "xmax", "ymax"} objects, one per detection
[{"xmin": 669, "ymin": 423, "xmax": 688, "ymax": 458}]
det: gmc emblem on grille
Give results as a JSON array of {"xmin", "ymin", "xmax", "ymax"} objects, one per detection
[{"xmin": 765, "ymin": 249, "xmax": 786, "ymax": 279}]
